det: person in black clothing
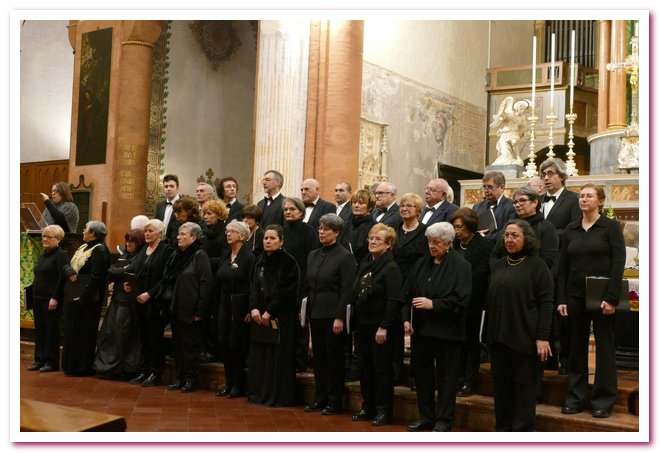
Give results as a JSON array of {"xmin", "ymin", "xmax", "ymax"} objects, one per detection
[
  {"xmin": 403, "ymin": 222, "xmax": 472, "ymax": 432},
  {"xmin": 304, "ymin": 214, "xmax": 356, "ymax": 416},
  {"xmin": 126, "ymin": 219, "xmax": 173, "ymax": 387},
  {"xmin": 28, "ymin": 224, "xmax": 69, "ymax": 373},
  {"xmin": 557, "ymin": 184, "xmax": 626, "ymax": 419},
  {"xmin": 62, "ymin": 220, "xmax": 111, "ymax": 376},
  {"xmin": 391, "ymin": 192, "xmax": 427, "ymax": 386},
  {"xmin": 247, "ymin": 224, "xmax": 300, "ymax": 407},
  {"xmin": 282, "ymin": 196, "xmax": 319, "ymax": 372},
  {"xmin": 215, "ymin": 220, "xmax": 255, "ymax": 398},
  {"xmin": 449, "ymin": 207, "xmax": 493, "ymax": 398},
  {"xmin": 163, "ymin": 222, "xmax": 213, "ymax": 393},
  {"xmin": 350, "ymin": 223, "xmax": 403, "ymax": 426},
  {"xmin": 486, "ymin": 219, "xmax": 554, "ymax": 432},
  {"xmin": 242, "ymin": 204, "xmax": 264, "ymax": 257},
  {"xmin": 257, "ymin": 170, "xmax": 286, "ymax": 228},
  {"xmin": 165, "ymin": 197, "xmax": 201, "ymax": 246},
  {"xmin": 94, "ymin": 228, "xmax": 146, "ymax": 378},
  {"xmin": 217, "ymin": 176, "xmax": 245, "ymax": 224}
]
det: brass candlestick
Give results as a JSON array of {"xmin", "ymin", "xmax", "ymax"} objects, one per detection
[
  {"xmin": 545, "ymin": 110, "xmax": 557, "ymax": 159},
  {"xmin": 523, "ymin": 112, "xmax": 539, "ymax": 178},
  {"xmin": 565, "ymin": 111, "xmax": 578, "ymax": 176}
]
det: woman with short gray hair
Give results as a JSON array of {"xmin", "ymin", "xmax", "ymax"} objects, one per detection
[{"xmin": 403, "ymin": 222, "xmax": 472, "ymax": 432}]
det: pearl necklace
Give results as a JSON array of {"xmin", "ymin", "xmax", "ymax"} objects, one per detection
[{"xmin": 506, "ymin": 255, "xmax": 526, "ymax": 266}]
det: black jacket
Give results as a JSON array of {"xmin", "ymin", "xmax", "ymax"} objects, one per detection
[
  {"xmin": 32, "ymin": 245, "xmax": 69, "ymax": 301},
  {"xmin": 392, "ymin": 221, "xmax": 428, "ymax": 283},
  {"xmin": 543, "ymin": 188, "xmax": 582, "ymax": 237},
  {"xmin": 305, "ymin": 198, "xmax": 336, "ymax": 231},
  {"xmin": 257, "ymin": 193, "xmax": 285, "ymax": 228},
  {"xmin": 306, "ymin": 242, "xmax": 356, "ymax": 320},
  {"xmin": 372, "ymin": 203, "xmax": 401, "ymax": 228},
  {"xmin": 250, "ymin": 249, "xmax": 300, "ymax": 317},
  {"xmin": 283, "ymin": 218, "xmax": 320, "ymax": 290},
  {"xmin": 354, "ymin": 251, "xmax": 403, "ymax": 329},
  {"xmin": 171, "ymin": 249, "xmax": 213, "ymax": 324},
  {"xmin": 64, "ymin": 239, "xmax": 111, "ymax": 304},
  {"xmin": 474, "ymin": 196, "xmax": 516, "ymax": 241},
  {"xmin": 403, "ymin": 250, "xmax": 472, "ymax": 341},
  {"xmin": 453, "ymin": 233, "xmax": 493, "ymax": 312},
  {"xmin": 340, "ymin": 214, "xmax": 376, "ymax": 265},
  {"xmin": 215, "ymin": 245, "xmax": 255, "ymax": 318}
]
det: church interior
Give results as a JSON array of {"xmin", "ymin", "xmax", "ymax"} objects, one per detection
[{"xmin": 16, "ymin": 15, "xmax": 647, "ymax": 439}]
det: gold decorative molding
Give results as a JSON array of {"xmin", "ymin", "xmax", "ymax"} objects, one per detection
[{"xmin": 121, "ymin": 40, "xmax": 155, "ymax": 48}]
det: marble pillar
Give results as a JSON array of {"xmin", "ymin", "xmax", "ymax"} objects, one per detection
[
  {"xmin": 67, "ymin": 20, "xmax": 162, "ymax": 248},
  {"xmin": 608, "ymin": 20, "xmax": 628, "ymax": 130},
  {"xmin": 597, "ymin": 20, "xmax": 611, "ymax": 132},
  {"xmin": 251, "ymin": 21, "xmax": 310, "ymax": 202},
  {"xmin": 305, "ymin": 20, "xmax": 364, "ymax": 201}
]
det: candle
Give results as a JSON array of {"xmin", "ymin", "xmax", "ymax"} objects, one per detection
[
  {"xmin": 531, "ymin": 36, "xmax": 536, "ymax": 112},
  {"xmin": 550, "ymin": 33, "xmax": 555, "ymax": 113},
  {"xmin": 570, "ymin": 29, "xmax": 575, "ymax": 110}
]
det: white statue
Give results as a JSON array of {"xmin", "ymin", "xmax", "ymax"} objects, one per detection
[{"xmin": 490, "ymin": 97, "xmax": 530, "ymax": 167}]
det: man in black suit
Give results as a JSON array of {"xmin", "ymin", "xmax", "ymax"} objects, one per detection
[
  {"xmin": 301, "ymin": 178, "xmax": 336, "ymax": 231},
  {"xmin": 217, "ymin": 176, "xmax": 244, "ymax": 223},
  {"xmin": 472, "ymin": 171, "xmax": 515, "ymax": 242},
  {"xmin": 256, "ymin": 170, "xmax": 285, "ymax": 228},
  {"xmin": 540, "ymin": 158, "xmax": 581, "ymax": 375},
  {"xmin": 420, "ymin": 178, "xmax": 458, "ymax": 226},
  {"xmin": 334, "ymin": 181, "xmax": 353, "ymax": 223},
  {"xmin": 154, "ymin": 174, "xmax": 180, "ymax": 238},
  {"xmin": 372, "ymin": 181, "xmax": 401, "ymax": 227}
]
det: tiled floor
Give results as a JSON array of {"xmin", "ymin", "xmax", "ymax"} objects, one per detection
[{"xmin": 20, "ymin": 360, "xmax": 407, "ymax": 432}]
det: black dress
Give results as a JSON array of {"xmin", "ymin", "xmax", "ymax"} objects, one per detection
[
  {"xmin": 247, "ymin": 248, "xmax": 300, "ymax": 407},
  {"xmin": 62, "ymin": 239, "xmax": 111, "ymax": 376},
  {"xmin": 215, "ymin": 245, "xmax": 255, "ymax": 394},
  {"xmin": 486, "ymin": 254, "xmax": 554, "ymax": 431},
  {"xmin": 340, "ymin": 214, "xmax": 376, "ymax": 265},
  {"xmin": 94, "ymin": 252, "xmax": 142, "ymax": 376},
  {"xmin": 32, "ymin": 245, "xmax": 69, "ymax": 370}
]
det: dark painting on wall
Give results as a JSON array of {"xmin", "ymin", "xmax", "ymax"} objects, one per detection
[{"xmin": 75, "ymin": 27, "xmax": 113, "ymax": 166}]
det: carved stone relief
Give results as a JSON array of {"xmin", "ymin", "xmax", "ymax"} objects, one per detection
[{"xmin": 359, "ymin": 118, "xmax": 389, "ymax": 190}]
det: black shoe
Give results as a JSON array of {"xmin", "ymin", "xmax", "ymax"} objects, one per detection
[
  {"xmin": 321, "ymin": 405, "xmax": 340, "ymax": 415},
  {"xmin": 456, "ymin": 385, "xmax": 474, "ymax": 397},
  {"xmin": 167, "ymin": 380, "xmax": 183, "ymax": 390},
  {"xmin": 410, "ymin": 384, "xmax": 417, "ymax": 392},
  {"xmin": 28, "ymin": 362, "xmax": 44, "ymax": 371},
  {"xmin": 407, "ymin": 420, "xmax": 434, "ymax": 432},
  {"xmin": 129, "ymin": 373, "xmax": 148, "ymax": 385},
  {"xmin": 199, "ymin": 352, "xmax": 217, "ymax": 363},
  {"xmin": 352, "ymin": 409, "xmax": 375, "ymax": 421},
  {"xmin": 371, "ymin": 414, "xmax": 391, "ymax": 426},
  {"xmin": 433, "ymin": 423, "xmax": 451, "ymax": 432},
  {"xmin": 558, "ymin": 366, "xmax": 568, "ymax": 375},
  {"xmin": 141, "ymin": 373, "xmax": 161, "ymax": 387},
  {"xmin": 217, "ymin": 386, "xmax": 232, "ymax": 397},
  {"xmin": 561, "ymin": 404, "xmax": 583, "ymax": 415},
  {"xmin": 304, "ymin": 401, "xmax": 326, "ymax": 412},
  {"xmin": 592, "ymin": 408, "xmax": 611, "ymax": 418},
  {"xmin": 181, "ymin": 380, "xmax": 197, "ymax": 393},
  {"xmin": 39, "ymin": 364, "xmax": 57, "ymax": 373},
  {"xmin": 229, "ymin": 386, "xmax": 244, "ymax": 398}
]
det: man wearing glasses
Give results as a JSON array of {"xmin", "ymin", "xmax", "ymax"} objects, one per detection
[
  {"xmin": 420, "ymin": 178, "xmax": 458, "ymax": 226},
  {"xmin": 473, "ymin": 171, "xmax": 515, "ymax": 242},
  {"xmin": 372, "ymin": 182, "xmax": 401, "ymax": 227},
  {"xmin": 257, "ymin": 170, "xmax": 286, "ymax": 227}
]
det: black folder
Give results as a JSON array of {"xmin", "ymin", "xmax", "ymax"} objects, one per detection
[
  {"xmin": 585, "ymin": 277, "xmax": 630, "ymax": 312},
  {"xmin": 23, "ymin": 285, "xmax": 34, "ymax": 310},
  {"xmin": 251, "ymin": 319, "xmax": 280, "ymax": 344}
]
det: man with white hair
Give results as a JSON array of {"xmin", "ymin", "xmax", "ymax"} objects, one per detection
[
  {"xmin": 300, "ymin": 178, "xmax": 335, "ymax": 231},
  {"xmin": 420, "ymin": 178, "xmax": 458, "ymax": 226},
  {"xmin": 372, "ymin": 181, "xmax": 401, "ymax": 227},
  {"xmin": 195, "ymin": 182, "xmax": 217, "ymax": 215}
]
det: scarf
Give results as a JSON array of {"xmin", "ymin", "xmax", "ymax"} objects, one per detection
[
  {"xmin": 69, "ymin": 242, "xmax": 102, "ymax": 273},
  {"xmin": 161, "ymin": 240, "xmax": 201, "ymax": 290}
]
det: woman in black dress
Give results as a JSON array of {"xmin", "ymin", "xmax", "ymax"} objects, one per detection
[
  {"xmin": 351, "ymin": 223, "xmax": 403, "ymax": 426},
  {"xmin": 486, "ymin": 219, "xmax": 554, "ymax": 431},
  {"xmin": 557, "ymin": 184, "xmax": 626, "ymax": 419},
  {"xmin": 449, "ymin": 207, "xmax": 493, "ymax": 397},
  {"xmin": 28, "ymin": 224, "xmax": 69, "ymax": 373},
  {"xmin": 165, "ymin": 197, "xmax": 201, "ymax": 246},
  {"xmin": 215, "ymin": 220, "xmax": 255, "ymax": 398},
  {"xmin": 128, "ymin": 219, "xmax": 173, "ymax": 387},
  {"xmin": 403, "ymin": 222, "xmax": 472, "ymax": 432},
  {"xmin": 62, "ymin": 220, "xmax": 111, "ymax": 376},
  {"xmin": 304, "ymin": 214, "xmax": 356, "ymax": 415},
  {"xmin": 201, "ymin": 199, "xmax": 229, "ymax": 266},
  {"xmin": 247, "ymin": 224, "xmax": 300, "ymax": 407},
  {"xmin": 163, "ymin": 222, "xmax": 213, "ymax": 393},
  {"xmin": 94, "ymin": 228, "xmax": 146, "ymax": 378},
  {"xmin": 242, "ymin": 204, "xmax": 264, "ymax": 257},
  {"xmin": 340, "ymin": 189, "xmax": 376, "ymax": 265}
]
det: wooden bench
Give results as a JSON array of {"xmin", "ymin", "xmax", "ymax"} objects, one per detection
[{"xmin": 20, "ymin": 398, "xmax": 126, "ymax": 432}]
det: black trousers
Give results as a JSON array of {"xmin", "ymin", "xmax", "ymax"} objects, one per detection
[
  {"xmin": 412, "ymin": 336, "xmax": 461, "ymax": 429},
  {"xmin": 310, "ymin": 318, "xmax": 346, "ymax": 407},
  {"xmin": 217, "ymin": 298, "xmax": 250, "ymax": 391},
  {"xmin": 136, "ymin": 301, "xmax": 166, "ymax": 375},
  {"xmin": 490, "ymin": 343, "xmax": 538, "ymax": 432},
  {"xmin": 564, "ymin": 296, "xmax": 618, "ymax": 411},
  {"xmin": 295, "ymin": 318, "xmax": 311, "ymax": 371},
  {"xmin": 457, "ymin": 310, "xmax": 482, "ymax": 389},
  {"xmin": 356, "ymin": 324, "xmax": 394, "ymax": 417},
  {"xmin": 171, "ymin": 318, "xmax": 203, "ymax": 382},
  {"xmin": 33, "ymin": 296, "xmax": 61, "ymax": 368},
  {"xmin": 391, "ymin": 321, "xmax": 405, "ymax": 385}
]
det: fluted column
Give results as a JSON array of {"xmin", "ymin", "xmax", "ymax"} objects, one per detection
[
  {"xmin": 305, "ymin": 20, "xmax": 363, "ymax": 201},
  {"xmin": 597, "ymin": 20, "xmax": 611, "ymax": 132},
  {"xmin": 251, "ymin": 21, "xmax": 310, "ymax": 201},
  {"xmin": 608, "ymin": 20, "xmax": 628, "ymax": 129}
]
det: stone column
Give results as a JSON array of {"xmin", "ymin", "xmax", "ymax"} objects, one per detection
[
  {"xmin": 597, "ymin": 20, "xmax": 611, "ymax": 132},
  {"xmin": 251, "ymin": 21, "xmax": 310, "ymax": 202},
  {"xmin": 305, "ymin": 21, "xmax": 364, "ymax": 201},
  {"xmin": 608, "ymin": 20, "xmax": 628, "ymax": 129}
]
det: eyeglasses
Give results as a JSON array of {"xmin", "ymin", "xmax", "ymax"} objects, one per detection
[
  {"xmin": 42, "ymin": 235, "xmax": 57, "ymax": 239},
  {"xmin": 542, "ymin": 170, "xmax": 558, "ymax": 177},
  {"xmin": 481, "ymin": 185, "xmax": 497, "ymax": 191},
  {"xmin": 503, "ymin": 233, "xmax": 523, "ymax": 240},
  {"xmin": 512, "ymin": 198, "xmax": 531, "ymax": 205},
  {"xmin": 374, "ymin": 191, "xmax": 392, "ymax": 196},
  {"xmin": 400, "ymin": 203, "xmax": 416, "ymax": 209},
  {"xmin": 317, "ymin": 226, "xmax": 334, "ymax": 232},
  {"xmin": 368, "ymin": 236, "xmax": 385, "ymax": 243},
  {"xmin": 283, "ymin": 207, "xmax": 299, "ymax": 212}
]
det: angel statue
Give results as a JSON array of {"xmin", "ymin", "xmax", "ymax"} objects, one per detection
[{"xmin": 489, "ymin": 97, "xmax": 530, "ymax": 167}]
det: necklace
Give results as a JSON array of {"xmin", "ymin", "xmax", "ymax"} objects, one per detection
[
  {"xmin": 506, "ymin": 255, "xmax": 526, "ymax": 266},
  {"xmin": 459, "ymin": 243, "xmax": 468, "ymax": 250}
]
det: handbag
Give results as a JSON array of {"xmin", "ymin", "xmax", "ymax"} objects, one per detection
[{"xmin": 585, "ymin": 277, "xmax": 630, "ymax": 312}]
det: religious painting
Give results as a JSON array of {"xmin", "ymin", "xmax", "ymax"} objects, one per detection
[{"xmin": 75, "ymin": 27, "xmax": 113, "ymax": 166}]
